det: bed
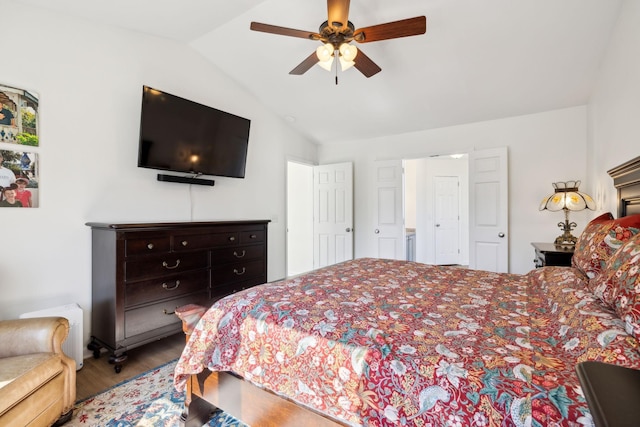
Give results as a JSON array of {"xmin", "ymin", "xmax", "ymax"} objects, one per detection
[{"xmin": 174, "ymin": 155, "xmax": 640, "ymax": 427}]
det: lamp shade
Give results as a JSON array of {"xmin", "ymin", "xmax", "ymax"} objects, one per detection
[
  {"xmin": 539, "ymin": 180, "xmax": 596, "ymax": 212},
  {"xmin": 316, "ymin": 43, "xmax": 334, "ymax": 62},
  {"xmin": 317, "ymin": 58, "xmax": 334, "ymax": 71},
  {"xmin": 339, "ymin": 43, "xmax": 358, "ymax": 62},
  {"xmin": 339, "ymin": 57, "xmax": 355, "ymax": 71}
]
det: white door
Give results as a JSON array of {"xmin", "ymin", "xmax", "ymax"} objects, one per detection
[
  {"xmin": 469, "ymin": 147, "xmax": 508, "ymax": 272},
  {"xmin": 434, "ymin": 176, "xmax": 460, "ymax": 265},
  {"xmin": 372, "ymin": 160, "xmax": 405, "ymax": 260},
  {"xmin": 313, "ymin": 163, "xmax": 354, "ymax": 269}
]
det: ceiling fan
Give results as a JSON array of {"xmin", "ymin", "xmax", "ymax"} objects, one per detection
[{"xmin": 250, "ymin": 0, "xmax": 426, "ymax": 79}]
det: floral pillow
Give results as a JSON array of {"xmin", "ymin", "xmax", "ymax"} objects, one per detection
[
  {"xmin": 527, "ymin": 266, "xmax": 589, "ymax": 291},
  {"xmin": 589, "ymin": 233, "xmax": 640, "ymax": 339},
  {"xmin": 572, "ymin": 212, "xmax": 640, "ymax": 279}
]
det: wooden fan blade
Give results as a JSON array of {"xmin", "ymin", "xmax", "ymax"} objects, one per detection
[
  {"xmin": 353, "ymin": 48, "xmax": 381, "ymax": 78},
  {"xmin": 327, "ymin": 0, "xmax": 350, "ymax": 30},
  {"xmin": 354, "ymin": 16, "xmax": 426, "ymax": 43},
  {"xmin": 289, "ymin": 52, "xmax": 320, "ymax": 75},
  {"xmin": 250, "ymin": 22, "xmax": 320, "ymax": 40}
]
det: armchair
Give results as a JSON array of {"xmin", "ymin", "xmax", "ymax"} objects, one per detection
[{"xmin": 0, "ymin": 316, "xmax": 76, "ymax": 426}]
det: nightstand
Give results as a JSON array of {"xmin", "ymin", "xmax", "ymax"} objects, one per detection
[
  {"xmin": 576, "ymin": 361, "xmax": 640, "ymax": 427},
  {"xmin": 531, "ymin": 242, "xmax": 574, "ymax": 267}
]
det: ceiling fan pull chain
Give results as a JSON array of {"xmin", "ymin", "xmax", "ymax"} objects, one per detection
[{"xmin": 335, "ymin": 59, "xmax": 339, "ymax": 85}]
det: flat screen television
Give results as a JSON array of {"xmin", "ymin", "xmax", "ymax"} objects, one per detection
[{"xmin": 138, "ymin": 86, "xmax": 250, "ymax": 179}]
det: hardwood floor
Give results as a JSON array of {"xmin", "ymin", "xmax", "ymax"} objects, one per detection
[{"xmin": 75, "ymin": 332, "xmax": 186, "ymax": 401}]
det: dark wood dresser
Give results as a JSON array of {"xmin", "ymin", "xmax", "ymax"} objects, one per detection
[{"xmin": 86, "ymin": 220, "xmax": 269, "ymax": 372}]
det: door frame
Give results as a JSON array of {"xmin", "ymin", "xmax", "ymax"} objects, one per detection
[
  {"xmin": 286, "ymin": 160, "xmax": 354, "ymax": 277},
  {"xmin": 409, "ymin": 155, "xmax": 469, "ymax": 266},
  {"xmin": 286, "ymin": 160, "xmax": 314, "ymax": 278}
]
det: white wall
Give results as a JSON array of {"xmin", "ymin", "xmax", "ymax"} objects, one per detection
[
  {"xmin": 588, "ymin": 0, "xmax": 640, "ymax": 214},
  {"xmin": 319, "ymin": 106, "xmax": 590, "ymax": 275},
  {"xmin": 0, "ymin": 2, "xmax": 317, "ymax": 346}
]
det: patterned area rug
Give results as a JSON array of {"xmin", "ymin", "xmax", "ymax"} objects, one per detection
[{"xmin": 68, "ymin": 360, "xmax": 247, "ymax": 426}]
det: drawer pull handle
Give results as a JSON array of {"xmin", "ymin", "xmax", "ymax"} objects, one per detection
[
  {"xmin": 250, "ymin": 234, "xmax": 257, "ymax": 239},
  {"xmin": 229, "ymin": 236, "xmax": 236, "ymax": 241},
  {"xmin": 147, "ymin": 243, "xmax": 154, "ymax": 250},
  {"xmin": 233, "ymin": 250, "xmax": 246, "ymax": 258},
  {"xmin": 234, "ymin": 267, "xmax": 246, "ymax": 276},
  {"xmin": 163, "ymin": 308, "xmax": 178, "ymax": 315},
  {"xmin": 181, "ymin": 240, "xmax": 188, "ymax": 247},
  {"xmin": 162, "ymin": 280, "xmax": 181, "ymax": 290},
  {"xmin": 162, "ymin": 259, "xmax": 181, "ymax": 269}
]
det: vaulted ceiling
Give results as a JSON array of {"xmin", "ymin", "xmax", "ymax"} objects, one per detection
[{"xmin": 12, "ymin": 0, "xmax": 622, "ymax": 145}]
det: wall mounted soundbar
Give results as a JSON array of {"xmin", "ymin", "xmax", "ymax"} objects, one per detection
[{"xmin": 157, "ymin": 174, "xmax": 215, "ymax": 186}]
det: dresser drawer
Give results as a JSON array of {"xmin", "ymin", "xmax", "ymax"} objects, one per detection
[
  {"xmin": 212, "ymin": 277, "xmax": 266, "ymax": 300},
  {"xmin": 124, "ymin": 293, "xmax": 207, "ymax": 338},
  {"xmin": 212, "ymin": 259, "xmax": 265, "ymax": 286},
  {"xmin": 125, "ymin": 270, "xmax": 209, "ymax": 307},
  {"xmin": 173, "ymin": 231, "xmax": 240, "ymax": 251},
  {"xmin": 211, "ymin": 244, "xmax": 265, "ymax": 264},
  {"xmin": 240, "ymin": 230, "xmax": 265, "ymax": 244},
  {"xmin": 125, "ymin": 251, "xmax": 208, "ymax": 282},
  {"xmin": 125, "ymin": 236, "xmax": 171, "ymax": 257}
]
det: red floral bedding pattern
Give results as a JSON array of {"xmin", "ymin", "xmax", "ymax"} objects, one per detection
[{"xmin": 174, "ymin": 259, "xmax": 640, "ymax": 426}]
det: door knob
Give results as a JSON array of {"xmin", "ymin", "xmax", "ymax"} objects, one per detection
[
  {"xmin": 435, "ymin": 224, "xmax": 441, "ymax": 227},
  {"xmin": 345, "ymin": 227, "xmax": 352, "ymax": 232},
  {"xmin": 498, "ymin": 232, "xmax": 505, "ymax": 238},
  {"xmin": 375, "ymin": 229, "xmax": 380, "ymax": 234}
]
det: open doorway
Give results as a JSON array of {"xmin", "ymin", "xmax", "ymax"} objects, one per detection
[
  {"xmin": 286, "ymin": 161, "xmax": 354, "ymax": 277},
  {"xmin": 404, "ymin": 155, "xmax": 469, "ymax": 266},
  {"xmin": 288, "ymin": 150, "xmax": 506, "ymax": 273},
  {"xmin": 286, "ymin": 161, "xmax": 314, "ymax": 277}
]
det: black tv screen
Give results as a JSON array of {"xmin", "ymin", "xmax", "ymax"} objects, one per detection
[{"xmin": 138, "ymin": 86, "xmax": 250, "ymax": 178}]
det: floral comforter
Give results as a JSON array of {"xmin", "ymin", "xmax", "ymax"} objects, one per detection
[{"xmin": 174, "ymin": 258, "xmax": 640, "ymax": 426}]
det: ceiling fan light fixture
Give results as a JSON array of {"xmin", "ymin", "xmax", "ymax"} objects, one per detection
[
  {"xmin": 339, "ymin": 56, "xmax": 355, "ymax": 71},
  {"xmin": 316, "ymin": 43, "xmax": 334, "ymax": 62},
  {"xmin": 250, "ymin": 3, "xmax": 427, "ymax": 79},
  {"xmin": 318, "ymin": 57, "xmax": 334, "ymax": 71},
  {"xmin": 339, "ymin": 43, "xmax": 358, "ymax": 61}
]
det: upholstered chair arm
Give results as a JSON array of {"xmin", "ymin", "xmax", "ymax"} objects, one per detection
[{"xmin": 0, "ymin": 317, "xmax": 69, "ymax": 358}]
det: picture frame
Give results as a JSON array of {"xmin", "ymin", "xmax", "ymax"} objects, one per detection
[
  {"xmin": 0, "ymin": 149, "xmax": 39, "ymax": 208},
  {"xmin": 0, "ymin": 84, "xmax": 39, "ymax": 146},
  {"xmin": 0, "ymin": 83, "xmax": 40, "ymax": 208}
]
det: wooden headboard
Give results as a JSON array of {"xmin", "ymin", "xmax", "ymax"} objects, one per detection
[{"xmin": 608, "ymin": 156, "xmax": 640, "ymax": 217}]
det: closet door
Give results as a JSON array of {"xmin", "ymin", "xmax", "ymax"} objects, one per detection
[
  {"xmin": 469, "ymin": 147, "xmax": 509, "ymax": 272},
  {"xmin": 313, "ymin": 162, "xmax": 354, "ymax": 268}
]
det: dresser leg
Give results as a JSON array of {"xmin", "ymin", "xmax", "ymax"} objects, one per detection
[
  {"xmin": 87, "ymin": 337, "xmax": 102, "ymax": 359},
  {"xmin": 109, "ymin": 351, "xmax": 128, "ymax": 373}
]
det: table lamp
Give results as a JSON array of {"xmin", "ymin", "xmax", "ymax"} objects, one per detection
[{"xmin": 539, "ymin": 180, "xmax": 596, "ymax": 246}]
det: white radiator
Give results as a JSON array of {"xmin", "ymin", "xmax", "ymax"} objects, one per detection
[{"xmin": 20, "ymin": 303, "xmax": 84, "ymax": 370}]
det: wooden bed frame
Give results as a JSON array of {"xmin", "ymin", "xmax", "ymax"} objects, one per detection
[
  {"xmin": 179, "ymin": 155, "xmax": 640, "ymax": 427},
  {"xmin": 608, "ymin": 155, "xmax": 640, "ymax": 216}
]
